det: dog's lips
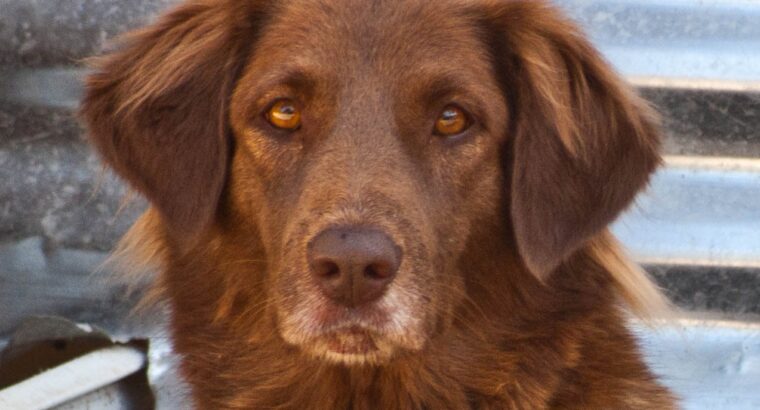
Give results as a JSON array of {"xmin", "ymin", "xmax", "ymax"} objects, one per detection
[{"xmin": 306, "ymin": 295, "xmax": 392, "ymax": 331}]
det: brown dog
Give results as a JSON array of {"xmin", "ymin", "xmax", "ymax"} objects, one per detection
[{"xmin": 81, "ymin": 0, "xmax": 676, "ymax": 408}]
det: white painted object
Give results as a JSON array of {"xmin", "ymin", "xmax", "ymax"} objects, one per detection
[{"xmin": 0, "ymin": 345, "xmax": 146, "ymax": 410}]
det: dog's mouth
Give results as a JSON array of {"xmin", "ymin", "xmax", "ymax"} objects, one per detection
[
  {"xmin": 323, "ymin": 326, "xmax": 377, "ymax": 354},
  {"xmin": 308, "ymin": 326, "xmax": 393, "ymax": 365}
]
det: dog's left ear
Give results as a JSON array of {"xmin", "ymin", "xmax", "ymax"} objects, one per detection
[
  {"xmin": 483, "ymin": 2, "xmax": 662, "ymax": 279},
  {"xmin": 80, "ymin": 1, "xmax": 269, "ymax": 247}
]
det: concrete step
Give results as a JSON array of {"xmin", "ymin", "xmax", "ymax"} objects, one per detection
[
  {"xmin": 639, "ymin": 317, "xmax": 760, "ymax": 410},
  {"xmin": 616, "ymin": 156, "xmax": 760, "ymax": 314},
  {"xmin": 557, "ymin": 1, "xmax": 760, "ymax": 157},
  {"xmin": 616, "ymin": 156, "xmax": 760, "ymax": 269}
]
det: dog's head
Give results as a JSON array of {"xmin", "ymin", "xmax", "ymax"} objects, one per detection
[{"xmin": 82, "ymin": 0, "xmax": 660, "ymax": 365}]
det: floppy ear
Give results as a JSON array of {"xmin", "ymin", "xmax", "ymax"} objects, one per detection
[
  {"xmin": 81, "ymin": 1, "xmax": 267, "ymax": 246},
  {"xmin": 485, "ymin": 2, "xmax": 661, "ymax": 278}
]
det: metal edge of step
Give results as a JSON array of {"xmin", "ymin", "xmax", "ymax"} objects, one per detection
[{"xmin": 631, "ymin": 76, "xmax": 760, "ymax": 93}]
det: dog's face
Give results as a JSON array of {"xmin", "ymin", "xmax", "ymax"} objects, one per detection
[
  {"xmin": 226, "ymin": 0, "xmax": 508, "ymax": 363},
  {"xmin": 82, "ymin": 0, "xmax": 660, "ymax": 367}
]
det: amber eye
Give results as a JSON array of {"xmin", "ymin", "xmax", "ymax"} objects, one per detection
[
  {"xmin": 265, "ymin": 99, "xmax": 301, "ymax": 130},
  {"xmin": 434, "ymin": 105, "xmax": 469, "ymax": 136}
]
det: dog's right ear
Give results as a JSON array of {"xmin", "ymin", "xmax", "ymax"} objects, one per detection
[
  {"xmin": 482, "ymin": 2, "xmax": 661, "ymax": 279},
  {"xmin": 81, "ymin": 1, "xmax": 268, "ymax": 246}
]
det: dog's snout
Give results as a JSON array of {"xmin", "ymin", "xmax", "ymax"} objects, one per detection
[{"xmin": 308, "ymin": 227, "xmax": 401, "ymax": 307}]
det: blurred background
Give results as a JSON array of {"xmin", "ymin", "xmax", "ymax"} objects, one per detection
[{"xmin": 0, "ymin": 0, "xmax": 759, "ymax": 408}]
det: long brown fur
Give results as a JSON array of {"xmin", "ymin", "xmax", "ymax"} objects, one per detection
[{"xmin": 81, "ymin": 0, "xmax": 677, "ymax": 408}]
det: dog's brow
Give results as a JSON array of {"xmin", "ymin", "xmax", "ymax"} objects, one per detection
[
  {"xmin": 254, "ymin": 65, "xmax": 322, "ymax": 94},
  {"xmin": 422, "ymin": 74, "xmax": 469, "ymax": 103},
  {"xmin": 406, "ymin": 66, "xmax": 483, "ymax": 100}
]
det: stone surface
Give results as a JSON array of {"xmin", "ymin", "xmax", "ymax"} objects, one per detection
[
  {"xmin": 648, "ymin": 265, "xmax": 760, "ymax": 315},
  {"xmin": 0, "ymin": 238, "xmax": 146, "ymax": 337},
  {"xmin": 557, "ymin": 0, "xmax": 760, "ymax": 84},
  {"xmin": 0, "ymin": 103, "xmax": 144, "ymax": 250},
  {"xmin": 0, "ymin": 0, "xmax": 177, "ymax": 68},
  {"xmin": 0, "ymin": 68, "xmax": 84, "ymax": 109},
  {"xmin": 642, "ymin": 88, "xmax": 760, "ymax": 158}
]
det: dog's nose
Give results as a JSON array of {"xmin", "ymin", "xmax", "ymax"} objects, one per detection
[{"xmin": 308, "ymin": 227, "xmax": 401, "ymax": 307}]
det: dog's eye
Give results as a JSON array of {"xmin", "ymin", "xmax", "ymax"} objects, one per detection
[
  {"xmin": 434, "ymin": 105, "xmax": 469, "ymax": 136},
  {"xmin": 265, "ymin": 99, "xmax": 301, "ymax": 130}
]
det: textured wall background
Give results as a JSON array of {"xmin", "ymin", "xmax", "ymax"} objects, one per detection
[{"xmin": 0, "ymin": 1, "xmax": 759, "ymax": 407}]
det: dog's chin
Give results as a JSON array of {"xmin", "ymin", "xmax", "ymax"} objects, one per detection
[{"xmin": 276, "ymin": 285, "xmax": 432, "ymax": 365}]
